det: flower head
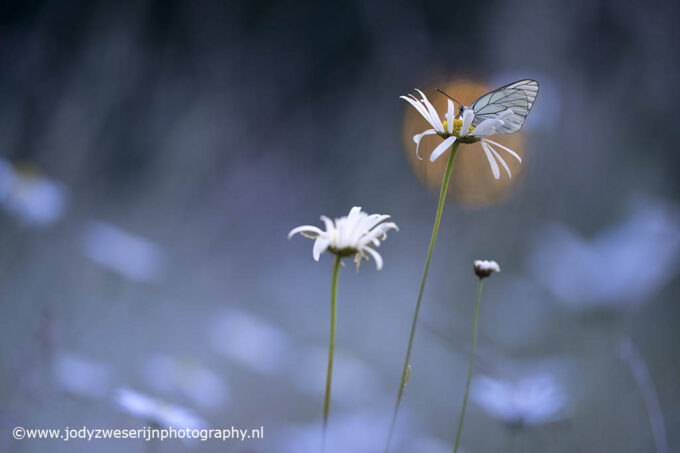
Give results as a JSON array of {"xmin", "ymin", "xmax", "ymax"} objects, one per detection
[
  {"xmin": 474, "ymin": 259, "xmax": 501, "ymax": 279},
  {"xmin": 401, "ymin": 90, "xmax": 523, "ymax": 180},
  {"xmin": 288, "ymin": 206, "xmax": 398, "ymax": 270}
]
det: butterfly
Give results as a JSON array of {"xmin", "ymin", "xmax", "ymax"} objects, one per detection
[{"xmin": 438, "ymin": 79, "xmax": 539, "ymax": 134}]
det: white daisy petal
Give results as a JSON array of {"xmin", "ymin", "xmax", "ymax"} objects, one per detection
[
  {"xmin": 379, "ymin": 221, "xmax": 399, "ymax": 233},
  {"xmin": 429, "ymin": 136, "xmax": 457, "ymax": 162},
  {"xmin": 401, "ymin": 96, "xmax": 433, "ymax": 127},
  {"xmin": 486, "ymin": 143, "xmax": 512, "ymax": 179},
  {"xmin": 482, "ymin": 138, "xmax": 522, "ymax": 163},
  {"xmin": 460, "ymin": 108, "xmax": 475, "ymax": 137},
  {"xmin": 413, "ymin": 129, "xmax": 436, "ymax": 144},
  {"xmin": 413, "ymin": 129, "xmax": 437, "ymax": 160},
  {"xmin": 406, "ymin": 94, "xmax": 439, "ymax": 129},
  {"xmin": 363, "ymin": 247, "xmax": 384, "ymax": 270},
  {"xmin": 288, "ymin": 225, "xmax": 323, "ymax": 239},
  {"xmin": 364, "ymin": 214, "xmax": 391, "ymax": 230},
  {"xmin": 446, "ymin": 100, "xmax": 455, "ymax": 134},
  {"xmin": 415, "ymin": 89, "xmax": 444, "ymax": 133},
  {"xmin": 470, "ymin": 118, "xmax": 501, "ymax": 137},
  {"xmin": 481, "ymin": 141, "xmax": 501, "ymax": 180},
  {"xmin": 320, "ymin": 216, "xmax": 334, "ymax": 231},
  {"xmin": 312, "ymin": 237, "xmax": 330, "ymax": 261}
]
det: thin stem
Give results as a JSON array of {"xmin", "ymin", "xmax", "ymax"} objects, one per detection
[
  {"xmin": 386, "ymin": 142, "xmax": 460, "ymax": 452},
  {"xmin": 322, "ymin": 255, "xmax": 342, "ymax": 451},
  {"xmin": 619, "ymin": 335, "xmax": 668, "ymax": 453},
  {"xmin": 453, "ymin": 278, "xmax": 483, "ymax": 453}
]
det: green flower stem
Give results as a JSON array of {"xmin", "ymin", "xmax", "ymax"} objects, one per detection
[
  {"xmin": 322, "ymin": 254, "xmax": 342, "ymax": 449},
  {"xmin": 386, "ymin": 142, "xmax": 460, "ymax": 452},
  {"xmin": 453, "ymin": 278, "xmax": 484, "ymax": 453}
]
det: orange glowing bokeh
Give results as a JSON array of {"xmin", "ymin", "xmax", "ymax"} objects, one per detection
[{"xmin": 402, "ymin": 79, "xmax": 526, "ymax": 205}]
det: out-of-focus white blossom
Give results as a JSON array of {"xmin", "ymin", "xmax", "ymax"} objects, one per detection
[
  {"xmin": 82, "ymin": 221, "xmax": 165, "ymax": 282},
  {"xmin": 287, "ymin": 346, "xmax": 381, "ymax": 407},
  {"xmin": 144, "ymin": 355, "xmax": 229, "ymax": 410},
  {"xmin": 0, "ymin": 159, "xmax": 67, "ymax": 227},
  {"xmin": 54, "ymin": 353, "xmax": 111, "ymax": 399},
  {"xmin": 114, "ymin": 387, "xmax": 207, "ymax": 430},
  {"xmin": 528, "ymin": 200, "xmax": 680, "ymax": 310},
  {"xmin": 210, "ymin": 309, "xmax": 293, "ymax": 375},
  {"xmin": 472, "ymin": 373, "xmax": 567, "ymax": 427}
]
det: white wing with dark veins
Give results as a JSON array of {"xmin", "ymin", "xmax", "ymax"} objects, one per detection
[{"xmin": 469, "ymin": 79, "xmax": 539, "ymax": 134}]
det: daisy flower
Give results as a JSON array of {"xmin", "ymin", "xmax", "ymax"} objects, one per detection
[
  {"xmin": 288, "ymin": 206, "xmax": 398, "ymax": 270},
  {"xmin": 289, "ymin": 207, "xmax": 397, "ymax": 448},
  {"xmin": 401, "ymin": 89, "xmax": 522, "ymax": 180}
]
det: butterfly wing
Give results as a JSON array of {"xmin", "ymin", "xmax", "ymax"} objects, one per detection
[{"xmin": 469, "ymin": 79, "xmax": 539, "ymax": 134}]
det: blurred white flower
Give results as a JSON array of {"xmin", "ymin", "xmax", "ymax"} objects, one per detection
[
  {"xmin": 473, "ymin": 259, "xmax": 501, "ymax": 279},
  {"xmin": 402, "ymin": 90, "xmax": 522, "ymax": 179},
  {"xmin": 528, "ymin": 200, "xmax": 680, "ymax": 310},
  {"xmin": 54, "ymin": 353, "xmax": 111, "ymax": 399},
  {"xmin": 82, "ymin": 221, "xmax": 165, "ymax": 282},
  {"xmin": 288, "ymin": 346, "xmax": 381, "ymax": 407},
  {"xmin": 281, "ymin": 406, "xmax": 411, "ymax": 453},
  {"xmin": 114, "ymin": 387, "xmax": 207, "ymax": 430},
  {"xmin": 288, "ymin": 206, "xmax": 398, "ymax": 270},
  {"xmin": 0, "ymin": 159, "xmax": 67, "ymax": 226},
  {"xmin": 471, "ymin": 373, "xmax": 567, "ymax": 427},
  {"xmin": 210, "ymin": 309, "xmax": 293, "ymax": 375},
  {"xmin": 144, "ymin": 355, "xmax": 229, "ymax": 410}
]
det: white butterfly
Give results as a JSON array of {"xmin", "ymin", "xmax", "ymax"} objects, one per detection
[{"xmin": 439, "ymin": 79, "xmax": 539, "ymax": 134}]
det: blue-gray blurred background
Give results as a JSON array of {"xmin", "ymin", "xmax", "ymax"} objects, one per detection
[{"xmin": 1, "ymin": 1, "xmax": 678, "ymax": 452}]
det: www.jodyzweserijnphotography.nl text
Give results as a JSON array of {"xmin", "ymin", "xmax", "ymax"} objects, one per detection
[{"xmin": 11, "ymin": 425, "xmax": 264, "ymax": 442}]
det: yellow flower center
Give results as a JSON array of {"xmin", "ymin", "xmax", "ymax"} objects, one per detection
[{"xmin": 441, "ymin": 119, "xmax": 475, "ymax": 137}]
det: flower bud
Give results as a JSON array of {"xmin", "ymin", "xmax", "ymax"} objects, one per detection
[{"xmin": 474, "ymin": 260, "xmax": 500, "ymax": 279}]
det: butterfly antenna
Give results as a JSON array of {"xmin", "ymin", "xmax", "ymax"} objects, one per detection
[{"xmin": 435, "ymin": 88, "xmax": 462, "ymax": 106}]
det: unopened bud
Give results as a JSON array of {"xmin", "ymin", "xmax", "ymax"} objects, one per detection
[{"xmin": 473, "ymin": 260, "xmax": 500, "ymax": 279}]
